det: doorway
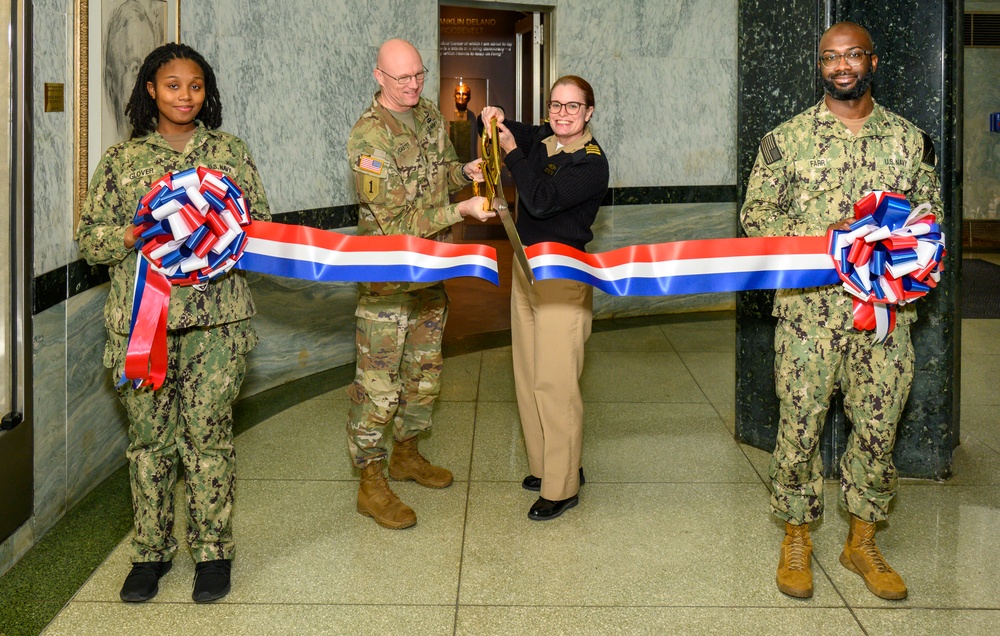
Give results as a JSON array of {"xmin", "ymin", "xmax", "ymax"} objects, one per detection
[{"xmin": 438, "ymin": 2, "xmax": 550, "ymax": 343}]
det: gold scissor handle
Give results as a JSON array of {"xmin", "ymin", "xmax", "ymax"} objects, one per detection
[{"xmin": 479, "ymin": 117, "xmax": 503, "ymax": 211}]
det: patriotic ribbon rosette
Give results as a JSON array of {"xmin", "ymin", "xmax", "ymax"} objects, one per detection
[
  {"xmin": 124, "ymin": 166, "xmax": 499, "ymax": 390},
  {"xmin": 827, "ymin": 190, "xmax": 945, "ymax": 342}
]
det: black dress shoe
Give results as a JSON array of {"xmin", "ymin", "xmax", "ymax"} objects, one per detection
[
  {"xmin": 528, "ymin": 495, "xmax": 579, "ymax": 521},
  {"xmin": 120, "ymin": 561, "xmax": 172, "ymax": 602},
  {"xmin": 192, "ymin": 559, "xmax": 232, "ymax": 603},
  {"xmin": 521, "ymin": 467, "xmax": 586, "ymax": 492}
]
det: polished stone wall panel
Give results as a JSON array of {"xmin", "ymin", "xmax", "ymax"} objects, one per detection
[
  {"xmin": 554, "ymin": 0, "xmax": 737, "ymax": 188},
  {"xmin": 31, "ymin": 303, "xmax": 68, "ymax": 537},
  {"xmin": 737, "ymin": 0, "xmax": 961, "ymax": 479},
  {"xmin": 963, "ymin": 48, "xmax": 1000, "ymax": 221},
  {"xmin": 241, "ymin": 273, "xmax": 359, "ymax": 398},
  {"xmin": 65, "ymin": 287, "xmax": 129, "ymax": 507},
  {"xmin": 590, "ymin": 202, "xmax": 737, "ymax": 318},
  {"xmin": 735, "ymin": 0, "xmax": 825, "ymax": 455},
  {"xmin": 0, "ymin": 522, "xmax": 34, "ymax": 578},
  {"xmin": 840, "ymin": 0, "xmax": 961, "ymax": 478},
  {"xmin": 566, "ymin": 54, "xmax": 737, "ymax": 188},
  {"xmin": 558, "ymin": 0, "xmax": 735, "ymax": 59},
  {"xmin": 198, "ymin": 37, "xmax": 377, "ymax": 212},
  {"xmin": 183, "ymin": 2, "xmax": 439, "ymax": 214},
  {"xmin": 183, "ymin": 0, "xmax": 737, "ymax": 206},
  {"xmin": 33, "ymin": 0, "xmax": 72, "ymax": 274}
]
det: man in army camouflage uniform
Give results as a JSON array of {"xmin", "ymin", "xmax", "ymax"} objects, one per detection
[
  {"xmin": 740, "ymin": 22, "xmax": 942, "ymax": 600},
  {"xmin": 346, "ymin": 38, "xmax": 493, "ymax": 529}
]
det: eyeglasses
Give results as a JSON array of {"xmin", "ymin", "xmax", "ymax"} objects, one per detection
[
  {"xmin": 819, "ymin": 49, "xmax": 872, "ymax": 69},
  {"xmin": 547, "ymin": 101, "xmax": 586, "ymax": 115},
  {"xmin": 377, "ymin": 66, "xmax": 428, "ymax": 85}
]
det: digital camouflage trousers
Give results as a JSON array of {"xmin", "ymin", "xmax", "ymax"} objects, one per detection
[
  {"xmin": 107, "ymin": 319, "xmax": 255, "ymax": 563},
  {"xmin": 346, "ymin": 286, "xmax": 448, "ymax": 468},
  {"xmin": 770, "ymin": 321, "xmax": 914, "ymax": 524}
]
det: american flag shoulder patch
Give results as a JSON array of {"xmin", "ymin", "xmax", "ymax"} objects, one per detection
[
  {"xmin": 760, "ymin": 133, "xmax": 782, "ymax": 166},
  {"xmin": 359, "ymin": 155, "xmax": 385, "ymax": 175}
]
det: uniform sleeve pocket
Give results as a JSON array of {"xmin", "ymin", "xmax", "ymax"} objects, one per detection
[{"xmin": 351, "ymin": 154, "xmax": 388, "ymax": 205}]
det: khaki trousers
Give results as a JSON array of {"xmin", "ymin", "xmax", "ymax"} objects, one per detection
[{"xmin": 511, "ymin": 264, "xmax": 592, "ymax": 500}]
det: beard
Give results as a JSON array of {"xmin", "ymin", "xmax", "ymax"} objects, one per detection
[{"xmin": 823, "ymin": 67, "xmax": 875, "ymax": 101}]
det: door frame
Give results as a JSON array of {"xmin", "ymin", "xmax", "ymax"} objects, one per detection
[{"xmin": 0, "ymin": 0, "xmax": 34, "ymax": 545}]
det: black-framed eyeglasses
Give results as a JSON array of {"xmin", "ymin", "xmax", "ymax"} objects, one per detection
[
  {"xmin": 377, "ymin": 66, "xmax": 428, "ymax": 85},
  {"xmin": 547, "ymin": 101, "xmax": 586, "ymax": 115},
  {"xmin": 819, "ymin": 49, "xmax": 872, "ymax": 69}
]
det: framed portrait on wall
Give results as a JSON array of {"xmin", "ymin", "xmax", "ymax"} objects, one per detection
[{"xmin": 74, "ymin": 0, "xmax": 180, "ymax": 226}]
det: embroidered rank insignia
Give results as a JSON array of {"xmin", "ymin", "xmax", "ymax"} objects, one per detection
[
  {"xmin": 543, "ymin": 163, "xmax": 559, "ymax": 176},
  {"xmin": 585, "ymin": 143, "xmax": 602, "ymax": 156},
  {"xmin": 760, "ymin": 133, "xmax": 782, "ymax": 165},
  {"xmin": 358, "ymin": 155, "xmax": 384, "ymax": 176}
]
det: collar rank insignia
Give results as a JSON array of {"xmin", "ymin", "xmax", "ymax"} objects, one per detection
[
  {"xmin": 585, "ymin": 143, "xmax": 601, "ymax": 156},
  {"xmin": 359, "ymin": 155, "xmax": 384, "ymax": 176}
]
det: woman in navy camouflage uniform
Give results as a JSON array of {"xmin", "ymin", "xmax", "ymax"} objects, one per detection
[{"xmin": 77, "ymin": 43, "xmax": 271, "ymax": 604}]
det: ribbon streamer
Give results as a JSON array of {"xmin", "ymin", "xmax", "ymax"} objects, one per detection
[
  {"xmin": 125, "ymin": 167, "xmax": 500, "ymax": 390},
  {"xmin": 235, "ymin": 222, "xmax": 499, "ymax": 284},
  {"xmin": 528, "ymin": 191, "xmax": 944, "ymax": 344},
  {"xmin": 526, "ymin": 236, "xmax": 840, "ymax": 296}
]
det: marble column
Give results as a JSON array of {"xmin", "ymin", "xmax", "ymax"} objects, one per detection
[{"xmin": 735, "ymin": 0, "xmax": 962, "ymax": 479}]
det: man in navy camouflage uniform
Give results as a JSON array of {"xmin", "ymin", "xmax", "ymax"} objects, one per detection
[{"xmin": 741, "ymin": 22, "xmax": 942, "ymax": 600}]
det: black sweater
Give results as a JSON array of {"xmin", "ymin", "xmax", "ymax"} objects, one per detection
[{"xmin": 502, "ymin": 120, "xmax": 610, "ymax": 251}]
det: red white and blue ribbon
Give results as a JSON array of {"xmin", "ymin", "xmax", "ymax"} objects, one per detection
[
  {"xmin": 126, "ymin": 172, "xmax": 941, "ymax": 389},
  {"xmin": 525, "ymin": 236, "xmax": 840, "ymax": 296},
  {"xmin": 235, "ymin": 222, "xmax": 499, "ymax": 284},
  {"xmin": 527, "ymin": 191, "xmax": 944, "ymax": 344},
  {"xmin": 125, "ymin": 167, "xmax": 499, "ymax": 389}
]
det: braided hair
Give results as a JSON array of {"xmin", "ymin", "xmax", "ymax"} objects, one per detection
[{"xmin": 125, "ymin": 42, "xmax": 223, "ymax": 137}]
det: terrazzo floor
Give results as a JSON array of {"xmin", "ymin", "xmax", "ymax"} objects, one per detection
[{"xmin": 32, "ymin": 277, "xmax": 1000, "ymax": 635}]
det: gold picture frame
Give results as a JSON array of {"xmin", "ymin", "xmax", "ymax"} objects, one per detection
[{"xmin": 74, "ymin": 0, "xmax": 180, "ymax": 229}]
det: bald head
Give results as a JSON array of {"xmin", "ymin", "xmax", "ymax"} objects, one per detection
[
  {"xmin": 376, "ymin": 39, "xmax": 422, "ymax": 75},
  {"xmin": 820, "ymin": 21, "xmax": 874, "ymax": 54},
  {"xmin": 818, "ymin": 21, "xmax": 878, "ymax": 110}
]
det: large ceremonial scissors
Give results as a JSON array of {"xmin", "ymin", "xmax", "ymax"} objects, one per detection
[{"xmin": 474, "ymin": 117, "xmax": 535, "ymax": 284}]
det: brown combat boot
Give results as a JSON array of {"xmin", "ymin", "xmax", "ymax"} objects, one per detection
[
  {"xmin": 357, "ymin": 461, "xmax": 416, "ymax": 529},
  {"xmin": 840, "ymin": 515, "xmax": 907, "ymax": 600},
  {"xmin": 776, "ymin": 521, "xmax": 814, "ymax": 598},
  {"xmin": 388, "ymin": 437, "xmax": 453, "ymax": 488}
]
